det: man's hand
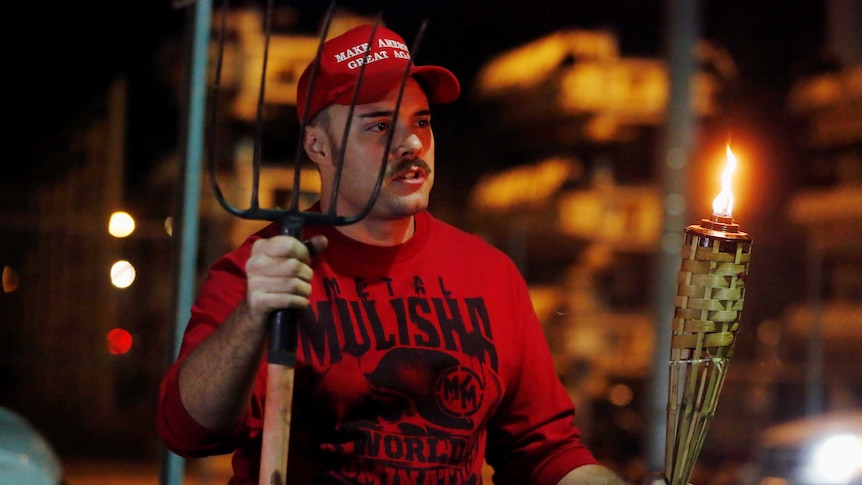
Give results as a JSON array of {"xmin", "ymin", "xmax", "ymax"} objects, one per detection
[{"xmin": 245, "ymin": 234, "xmax": 328, "ymax": 326}]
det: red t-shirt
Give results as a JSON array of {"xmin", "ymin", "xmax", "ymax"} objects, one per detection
[{"xmin": 156, "ymin": 209, "xmax": 596, "ymax": 484}]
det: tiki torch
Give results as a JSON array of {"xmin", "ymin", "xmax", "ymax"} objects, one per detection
[{"xmin": 664, "ymin": 146, "xmax": 753, "ymax": 485}]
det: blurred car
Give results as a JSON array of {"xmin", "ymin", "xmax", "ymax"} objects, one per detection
[
  {"xmin": 739, "ymin": 409, "xmax": 862, "ymax": 485},
  {"xmin": 0, "ymin": 406, "xmax": 64, "ymax": 485}
]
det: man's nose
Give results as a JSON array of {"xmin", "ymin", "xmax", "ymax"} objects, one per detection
[{"xmin": 395, "ymin": 133, "xmax": 423, "ymax": 159}]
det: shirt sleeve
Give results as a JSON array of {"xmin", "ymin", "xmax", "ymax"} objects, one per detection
[
  {"xmin": 155, "ymin": 233, "xmax": 267, "ymax": 457},
  {"xmin": 484, "ymin": 266, "xmax": 597, "ymax": 485}
]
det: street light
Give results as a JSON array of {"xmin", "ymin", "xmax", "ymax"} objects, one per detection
[
  {"xmin": 108, "ymin": 211, "xmax": 135, "ymax": 238},
  {"xmin": 110, "ymin": 260, "xmax": 136, "ymax": 288}
]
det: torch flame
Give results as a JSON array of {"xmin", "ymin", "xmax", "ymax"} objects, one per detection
[{"xmin": 712, "ymin": 146, "xmax": 737, "ymax": 217}]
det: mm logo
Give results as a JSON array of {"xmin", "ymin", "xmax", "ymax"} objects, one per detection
[{"xmin": 435, "ymin": 366, "xmax": 484, "ymax": 418}]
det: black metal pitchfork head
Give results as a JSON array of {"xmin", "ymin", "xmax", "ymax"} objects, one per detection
[{"xmin": 207, "ymin": 0, "xmax": 429, "ymax": 361}]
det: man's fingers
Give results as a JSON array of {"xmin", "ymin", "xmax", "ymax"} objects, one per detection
[
  {"xmin": 304, "ymin": 235, "xmax": 328, "ymax": 258},
  {"xmin": 253, "ymin": 235, "xmax": 312, "ymax": 260},
  {"xmin": 248, "ymin": 235, "xmax": 326, "ymax": 276},
  {"xmin": 244, "ymin": 234, "xmax": 328, "ymax": 324},
  {"xmin": 251, "ymin": 234, "xmax": 328, "ymax": 258},
  {"xmin": 247, "ymin": 257, "xmax": 312, "ymax": 280},
  {"xmin": 250, "ymin": 287, "xmax": 313, "ymax": 310},
  {"xmin": 245, "ymin": 273, "xmax": 314, "ymax": 323}
]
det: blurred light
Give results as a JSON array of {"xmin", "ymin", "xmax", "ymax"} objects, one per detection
[
  {"xmin": 110, "ymin": 260, "xmax": 136, "ymax": 288},
  {"xmin": 558, "ymin": 185, "xmax": 661, "ymax": 248},
  {"xmin": 613, "ymin": 408, "xmax": 641, "ymax": 432},
  {"xmin": 757, "ymin": 319, "xmax": 781, "ymax": 347},
  {"xmin": 469, "ymin": 157, "xmax": 577, "ymax": 210},
  {"xmin": 608, "ymin": 383, "xmax": 634, "ymax": 406},
  {"xmin": 108, "ymin": 211, "xmax": 135, "ymax": 238},
  {"xmin": 804, "ymin": 434, "xmax": 862, "ymax": 484},
  {"xmin": 664, "ymin": 193, "xmax": 687, "ymax": 216},
  {"xmin": 106, "ymin": 328, "xmax": 133, "ymax": 355},
  {"xmin": 164, "ymin": 217, "xmax": 173, "ymax": 237},
  {"xmin": 476, "ymin": 30, "xmax": 619, "ymax": 96},
  {"xmin": 2, "ymin": 265, "xmax": 20, "ymax": 293},
  {"xmin": 666, "ymin": 147, "xmax": 687, "ymax": 170},
  {"xmin": 528, "ymin": 286, "xmax": 564, "ymax": 324}
]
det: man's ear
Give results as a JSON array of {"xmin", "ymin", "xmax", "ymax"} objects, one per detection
[{"xmin": 303, "ymin": 126, "xmax": 329, "ymax": 163}]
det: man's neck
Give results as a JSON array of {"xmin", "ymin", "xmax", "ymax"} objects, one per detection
[{"xmin": 335, "ymin": 215, "xmax": 415, "ymax": 246}]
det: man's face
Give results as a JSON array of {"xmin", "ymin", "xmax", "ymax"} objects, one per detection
[{"xmin": 309, "ymin": 77, "xmax": 436, "ymax": 221}]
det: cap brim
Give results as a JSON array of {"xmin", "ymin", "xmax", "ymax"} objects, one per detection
[
  {"xmin": 411, "ymin": 65, "xmax": 461, "ymax": 104},
  {"xmin": 332, "ymin": 65, "xmax": 461, "ymax": 108}
]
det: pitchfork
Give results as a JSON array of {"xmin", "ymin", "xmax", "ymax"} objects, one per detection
[{"xmin": 207, "ymin": 1, "xmax": 429, "ymax": 483}]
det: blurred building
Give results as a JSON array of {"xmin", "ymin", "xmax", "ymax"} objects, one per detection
[
  {"xmin": 464, "ymin": 9, "xmax": 862, "ymax": 467},
  {"xmin": 0, "ymin": 78, "xmax": 175, "ymax": 458},
  {"xmin": 724, "ymin": 0, "xmax": 862, "ymax": 437},
  {"xmin": 473, "ymin": 28, "xmax": 728, "ymax": 143},
  {"xmin": 780, "ymin": 65, "xmax": 862, "ymax": 413},
  {"xmin": 465, "ymin": 28, "xmax": 732, "ymax": 462}
]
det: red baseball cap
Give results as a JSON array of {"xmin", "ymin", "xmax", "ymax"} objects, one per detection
[{"xmin": 296, "ymin": 24, "xmax": 460, "ymax": 122}]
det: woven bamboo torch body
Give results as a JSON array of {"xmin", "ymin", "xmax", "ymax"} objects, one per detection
[{"xmin": 665, "ymin": 215, "xmax": 752, "ymax": 485}]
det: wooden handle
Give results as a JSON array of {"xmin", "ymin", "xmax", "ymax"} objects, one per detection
[
  {"xmin": 259, "ymin": 218, "xmax": 304, "ymax": 484},
  {"xmin": 259, "ymin": 308, "xmax": 299, "ymax": 485},
  {"xmin": 259, "ymin": 362, "xmax": 295, "ymax": 485}
]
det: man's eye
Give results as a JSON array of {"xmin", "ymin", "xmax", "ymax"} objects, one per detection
[
  {"xmin": 418, "ymin": 119, "xmax": 430, "ymax": 128},
  {"xmin": 372, "ymin": 121, "xmax": 389, "ymax": 132}
]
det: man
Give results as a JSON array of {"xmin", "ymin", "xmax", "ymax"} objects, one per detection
[{"xmin": 157, "ymin": 23, "xmax": 630, "ymax": 485}]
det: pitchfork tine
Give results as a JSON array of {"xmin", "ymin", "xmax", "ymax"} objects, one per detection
[
  {"xmin": 206, "ymin": 0, "xmax": 232, "ymax": 217},
  {"xmin": 326, "ymin": 16, "xmax": 383, "ymax": 217},
  {"xmin": 291, "ymin": 1, "xmax": 338, "ymax": 212},
  {"xmin": 249, "ymin": 0, "xmax": 277, "ymax": 213}
]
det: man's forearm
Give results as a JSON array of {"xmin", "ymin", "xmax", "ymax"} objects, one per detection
[
  {"xmin": 557, "ymin": 464, "xmax": 629, "ymax": 485},
  {"xmin": 177, "ymin": 301, "xmax": 267, "ymax": 430}
]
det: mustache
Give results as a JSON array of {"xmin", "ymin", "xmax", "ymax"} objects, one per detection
[{"xmin": 388, "ymin": 158, "xmax": 432, "ymax": 177}]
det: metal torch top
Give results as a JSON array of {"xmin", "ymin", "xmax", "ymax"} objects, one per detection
[{"xmin": 686, "ymin": 215, "xmax": 752, "ymax": 242}]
